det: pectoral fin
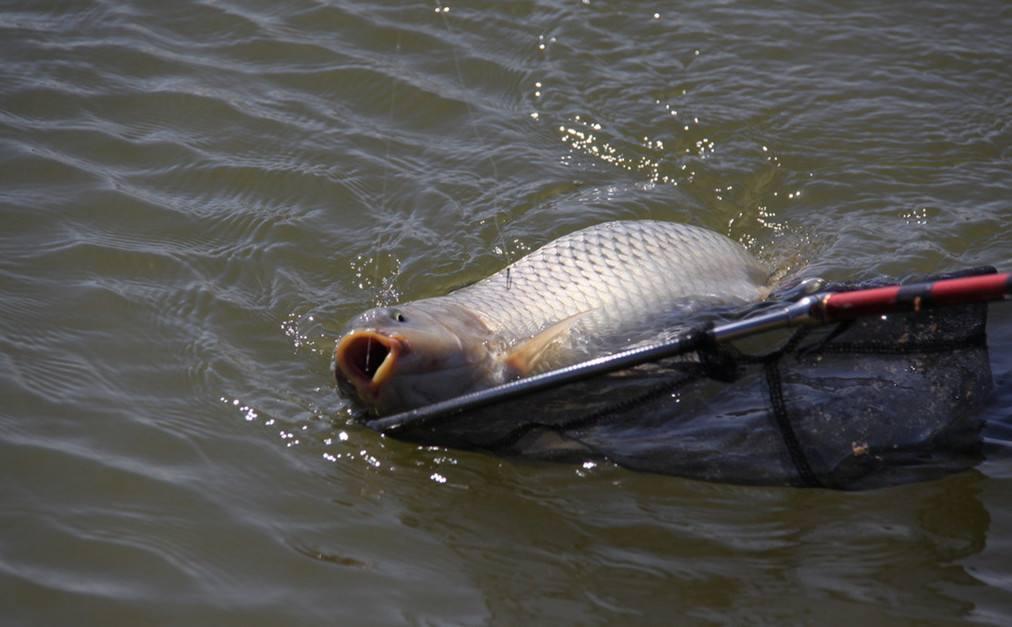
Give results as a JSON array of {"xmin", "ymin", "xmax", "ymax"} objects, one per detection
[{"xmin": 504, "ymin": 311, "xmax": 590, "ymax": 377}]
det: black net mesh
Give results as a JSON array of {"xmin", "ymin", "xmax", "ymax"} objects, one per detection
[{"xmin": 375, "ymin": 270, "xmax": 995, "ymax": 489}]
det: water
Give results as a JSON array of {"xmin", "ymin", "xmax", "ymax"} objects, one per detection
[{"xmin": 1, "ymin": 0, "xmax": 1010, "ymax": 624}]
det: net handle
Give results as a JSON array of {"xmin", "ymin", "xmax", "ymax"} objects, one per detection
[
  {"xmin": 366, "ymin": 272, "xmax": 1010, "ymax": 432},
  {"xmin": 819, "ymin": 272, "xmax": 1011, "ymax": 320}
]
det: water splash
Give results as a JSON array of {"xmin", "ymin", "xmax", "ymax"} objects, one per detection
[{"xmin": 349, "ymin": 253, "xmax": 402, "ymax": 307}]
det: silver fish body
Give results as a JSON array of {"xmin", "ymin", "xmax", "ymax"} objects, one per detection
[{"xmin": 335, "ymin": 220, "xmax": 768, "ymax": 414}]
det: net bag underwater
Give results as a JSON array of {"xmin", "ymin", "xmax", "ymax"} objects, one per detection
[{"xmin": 362, "ymin": 268, "xmax": 1005, "ymax": 490}]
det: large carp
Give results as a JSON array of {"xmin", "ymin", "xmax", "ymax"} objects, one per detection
[{"xmin": 334, "ymin": 220, "xmax": 769, "ymax": 415}]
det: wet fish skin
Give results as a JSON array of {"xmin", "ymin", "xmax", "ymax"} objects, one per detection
[
  {"xmin": 334, "ymin": 300, "xmax": 498, "ymax": 412},
  {"xmin": 335, "ymin": 220, "xmax": 769, "ymax": 415}
]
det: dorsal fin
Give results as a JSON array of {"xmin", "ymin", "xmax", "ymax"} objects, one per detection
[{"xmin": 503, "ymin": 311, "xmax": 591, "ymax": 378}]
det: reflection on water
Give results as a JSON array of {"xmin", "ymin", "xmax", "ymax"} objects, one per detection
[{"xmin": 1, "ymin": 0, "xmax": 1010, "ymax": 624}]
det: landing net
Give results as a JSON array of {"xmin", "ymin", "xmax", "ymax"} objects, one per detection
[{"xmin": 364, "ymin": 268, "xmax": 1000, "ymax": 489}]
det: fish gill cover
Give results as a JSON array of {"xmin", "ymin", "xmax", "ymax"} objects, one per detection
[{"xmin": 366, "ymin": 268, "xmax": 995, "ymax": 490}]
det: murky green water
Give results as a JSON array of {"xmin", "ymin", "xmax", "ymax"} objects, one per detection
[{"xmin": 2, "ymin": 1, "xmax": 1011, "ymax": 624}]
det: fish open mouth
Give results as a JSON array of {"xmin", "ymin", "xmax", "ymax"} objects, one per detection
[{"xmin": 335, "ymin": 331, "xmax": 402, "ymax": 393}]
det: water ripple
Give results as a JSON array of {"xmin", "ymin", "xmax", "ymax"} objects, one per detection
[{"xmin": 1, "ymin": 0, "xmax": 1010, "ymax": 624}]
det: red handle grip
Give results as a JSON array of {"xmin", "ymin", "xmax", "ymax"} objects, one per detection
[{"xmin": 821, "ymin": 272, "xmax": 1010, "ymax": 321}]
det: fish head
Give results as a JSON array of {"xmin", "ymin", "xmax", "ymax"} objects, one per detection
[{"xmin": 333, "ymin": 302, "xmax": 494, "ymax": 415}]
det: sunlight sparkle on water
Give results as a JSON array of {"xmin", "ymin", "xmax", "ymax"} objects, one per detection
[
  {"xmin": 559, "ymin": 117, "xmax": 669, "ymax": 185},
  {"xmin": 350, "ymin": 254, "xmax": 402, "ymax": 306},
  {"xmin": 222, "ymin": 396, "xmax": 259, "ymax": 422},
  {"xmin": 281, "ymin": 311, "xmax": 320, "ymax": 352},
  {"xmin": 901, "ymin": 207, "xmax": 931, "ymax": 225}
]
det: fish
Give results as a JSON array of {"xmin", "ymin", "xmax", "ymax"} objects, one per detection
[{"xmin": 334, "ymin": 220, "xmax": 769, "ymax": 415}]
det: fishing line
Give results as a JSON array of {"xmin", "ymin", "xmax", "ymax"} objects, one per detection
[
  {"xmin": 365, "ymin": 335, "xmax": 373, "ymax": 375},
  {"xmin": 380, "ymin": 34, "xmax": 399, "ymax": 215},
  {"xmin": 371, "ymin": 30, "xmax": 403, "ymax": 307},
  {"xmin": 434, "ymin": 1, "xmax": 516, "ymax": 276}
]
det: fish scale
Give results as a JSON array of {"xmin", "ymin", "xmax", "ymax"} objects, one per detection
[{"xmin": 433, "ymin": 220, "xmax": 768, "ymax": 343}]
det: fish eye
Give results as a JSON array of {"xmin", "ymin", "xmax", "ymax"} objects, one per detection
[{"xmin": 392, "ymin": 311, "xmax": 407, "ymax": 323}]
